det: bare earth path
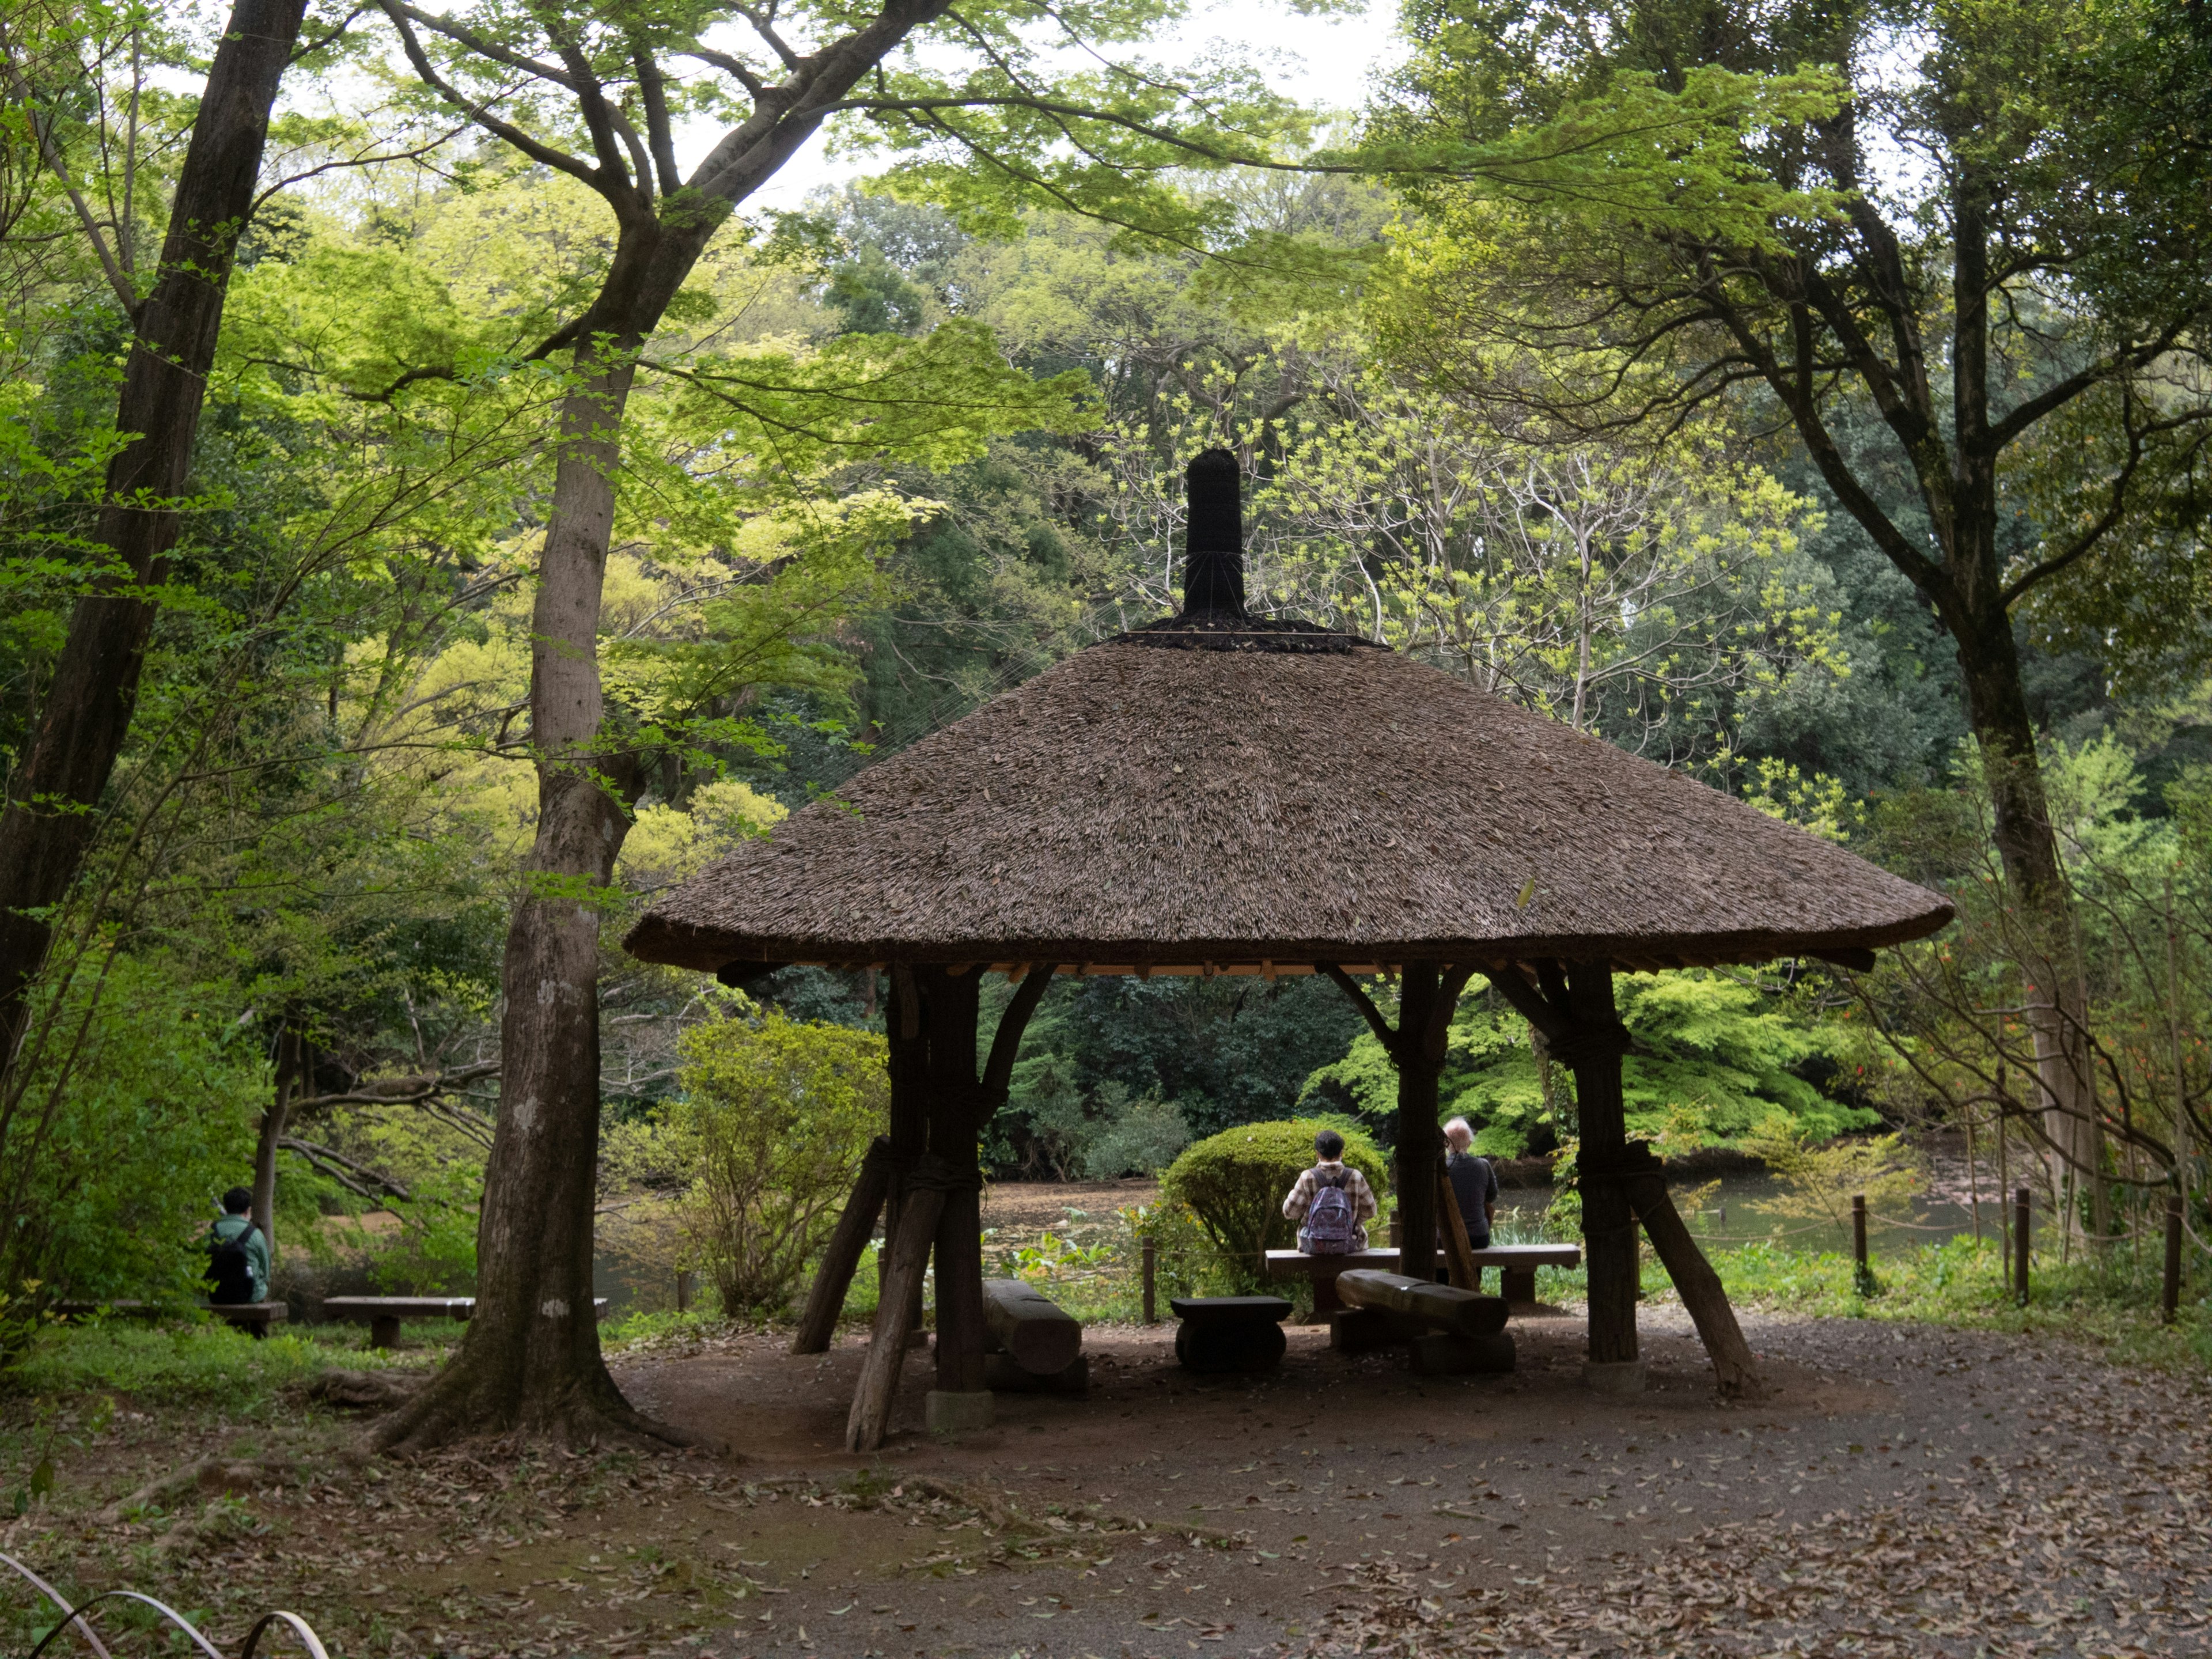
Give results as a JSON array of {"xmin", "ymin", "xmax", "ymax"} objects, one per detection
[
  {"xmin": 20, "ymin": 1306, "xmax": 2210, "ymax": 1657},
  {"xmin": 604, "ymin": 1307, "xmax": 2212, "ymax": 1658}
]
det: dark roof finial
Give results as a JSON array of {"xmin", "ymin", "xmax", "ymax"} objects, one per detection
[{"xmin": 1181, "ymin": 448, "xmax": 1246, "ymax": 618}]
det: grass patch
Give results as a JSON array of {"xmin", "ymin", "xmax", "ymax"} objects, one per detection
[
  {"xmin": 1693, "ymin": 1234, "xmax": 2212, "ymax": 1372},
  {"xmin": 3, "ymin": 1316, "xmax": 431, "ymax": 1407}
]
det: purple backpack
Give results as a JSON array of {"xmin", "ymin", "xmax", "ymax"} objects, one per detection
[{"xmin": 1305, "ymin": 1167, "xmax": 1359, "ymax": 1255}]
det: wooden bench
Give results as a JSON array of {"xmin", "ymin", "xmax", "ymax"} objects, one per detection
[
  {"xmin": 321, "ymin": 1296, "xmax": 608, "ymax": 1349},
  {"xmin": 1169, "ymin": 1296, "xmax": 1290, "ymax": 1374},
  {"xmin": 53, "ymin": 1299, "xmax": 288, "ymax": 1335},
  {"xmin": 1266, "ymin": 1244, "xmax": 1581, "ymax": 1313}
]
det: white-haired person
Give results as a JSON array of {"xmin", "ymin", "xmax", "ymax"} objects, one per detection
[{"xmin": 1442, "ymin": 1118, "xmax": 1498, "ymax": 1252}]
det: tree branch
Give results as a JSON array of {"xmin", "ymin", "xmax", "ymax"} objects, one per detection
[
  {"xmin": 374, "ymin": 2, "xmax": 605, "ymax": 189},
  {"xmin": 279, "ymin": 1136, "xmax": 414, "ymax": 1202}
]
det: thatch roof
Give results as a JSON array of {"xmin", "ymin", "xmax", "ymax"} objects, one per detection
[{"xmin": 623, "ymin": 620, "xmax": 1951, "ymax": 978}]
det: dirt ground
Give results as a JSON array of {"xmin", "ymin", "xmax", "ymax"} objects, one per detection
[
  {"xmin": 980, "ymin": 1181, "xmax": 1157, "ymax": 1230},
  {"xmin": 11, "ymin": 1302, "xmax": 2210, "ymax": 1657}
]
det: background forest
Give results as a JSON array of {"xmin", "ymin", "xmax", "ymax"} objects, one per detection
[{"xmin": 1, "ymin": 0, "xmax": 2207, "ymax": 1324}]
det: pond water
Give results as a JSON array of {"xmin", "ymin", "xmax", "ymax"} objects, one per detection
[
  {"xmin": 1492, "ymin": 1164, "xmax": 1997, "ymax": 1255},
  {"xmin": 585, "ymin": 1156, "xmax": 2047, "ymax": 1317}
]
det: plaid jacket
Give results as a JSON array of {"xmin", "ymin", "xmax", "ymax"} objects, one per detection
[{"xmin": 1282, "ymin": 1161, "xmax": 1378, "ymax": 1250}]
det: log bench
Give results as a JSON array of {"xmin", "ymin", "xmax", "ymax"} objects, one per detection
[
  {"xmin": 1170, "ymin": 1295, "xmax": 1290, "ymax": 1374},
  {"xmin": 321, "ymin": 1295, "xmax": 607, "ymax": 1349},
  {"xmin": 1265, "ymin": 1244, "xmax": 1581, "ymax": 1314},
  {"xmin": 1334, "ymin": 1270, "xmax": 1514, "ymax": 1374}
]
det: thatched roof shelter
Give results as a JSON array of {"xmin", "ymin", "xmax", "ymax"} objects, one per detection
[
  {"xmin": 623, "ymin": 449, "xmax": 1954, "ymax": 1427},
  {"xmin": 625, "ymin": 611, "xmax": 1949, "ymax": 982}
]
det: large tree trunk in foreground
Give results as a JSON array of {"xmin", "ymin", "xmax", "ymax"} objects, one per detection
[
  {"xmin": 377, "ymin": 346, "xmax": 685, "ymax": 1452},
  {"xmin": 0, "ymin": 0, "xmax": 310, "ymax": 1094}
]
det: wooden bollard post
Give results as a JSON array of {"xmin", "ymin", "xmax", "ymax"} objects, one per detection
[
  {"xmin": 2013, "ymin": 1187, "xmax": 2031, "ymax": 1305},
  {"xmin": 2164, "ymin": 1191, "xmax": 2185, "ymax": 1325},
  {"xmin": 1142, "ymin": 1237, "xmax": 1157, "ymax": 1324},
  {"xmin": 1851, "ymin": 1195, "xmax": 1870, "ymax": 1295},
  {"xmin": 676, "ymin": 1270, "xmax": 691, "ymax": 1314}
]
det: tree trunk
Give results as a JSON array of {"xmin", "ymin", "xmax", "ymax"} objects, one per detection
[
  {"xmin": 376, "ymin": 344, "xmax": 684, "ymax": 1452},
  {"xmin": 1954, "ymin": 611, "xmax": 2103, "ymax": 1235},
  {"xmin": 0, "ymin": 0, "xmax": 310, "ymax": 1093},
  {"xmin": 251, "ymin": 1028, "xmax": 305, "ymax": 1262}
]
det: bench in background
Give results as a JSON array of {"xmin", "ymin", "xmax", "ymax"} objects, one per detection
[{"xmin": 322, "ymin": 1295, "xmax": 607, "ymax": 1349}]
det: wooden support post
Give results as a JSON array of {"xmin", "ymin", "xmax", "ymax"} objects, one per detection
[
  {"xmin": 846, "ymin": 1164, "xmax": 949, "ymax": 1453},
  {"xmin": 2164, "ymin": 1191, "xmax": 2184, "ymax": 1325},
  {"xmin": 791, "ymin": 1138, "xmax": 895, "ymax": 1355},
  {"xmin": 1393, "ymin": 964, "xmax": 1444, "ymax": 1287},
  {"xmin": 1142, "ymin": 1237, "xmax": 1158, "ymax": 1324},
  {"xmin": 677, "ymin": 1270, "xmax": 691, "ymax": 1314},
  {"xmin": 1623, "ymin": 1171, "xmax": 1760, "ymax": 1397},
  {"xmin": 2014, "ymin": 1186, "xmax": 2032, "ymax": 1305},
  {"xmin": 1316, "ymin": 963, "xmax": 1476, "ymax": 1293},
  {"xmin": 924, "ymin": 969, "xmax": 989, "ymax": 1397},
  {"xmin": 1436, "ymin": 1162, "xmax": 1480, "ymax": 1291},
  {"xmin": 1565, "ymin": 960, "xmax": 1639, "ymax": 1372},
  {"xmin": 885, "ymin": 969, "xmax": 930, "ymax": 1338},
  {"xmin": 1852, "ymin": 1194, "xmax": 1870, "ymax": 1296},
  {"xmin": 1484, "ymin": 958, "xmax": 1758, "ymax": 1395}
]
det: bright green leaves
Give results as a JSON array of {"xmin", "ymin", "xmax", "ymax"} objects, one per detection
[{"xmin": 1358, "ymin": 60, "xmax": 1847, "ymax": 250}]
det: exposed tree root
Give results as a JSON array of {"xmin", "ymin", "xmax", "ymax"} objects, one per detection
[
  {"xmin": 369, "ymin": 1356, "xmax": 718, "ymax": 1457},
  {"xmin": 97, "ymin": 1455, "xmax": 294, "ymax": 1525},
  {"xmin": 306, "ymin": 1369, "xmax": 426, "ymax": 1411}
]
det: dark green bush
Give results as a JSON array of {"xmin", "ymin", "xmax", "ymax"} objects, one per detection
[{"xmin": 1157, "ymin": 1118, "xmax": 1389, "ymax": 1286}]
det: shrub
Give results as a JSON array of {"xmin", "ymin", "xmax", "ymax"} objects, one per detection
[
  {"xmin": 1157, "ymin": 1118, "xmax": 1389, "ymax": 1285},
  {"xmin": 1079, "ymin": 1093, "xmax": 1191, "ymax": 1179},
  {"xmin": 2, "ymin": 953, "xmax": 264, "ymax": 1343},
  {"xmin": 672, "ymin": 1009, "xmax": 887, "ymax": 1316}
]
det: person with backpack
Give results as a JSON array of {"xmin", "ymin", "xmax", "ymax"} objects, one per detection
[
  {"xmin": 1282, "ymin": 1129, "xmax": 1377, "ymax": 1255},
  {"xmin": 206, "ymin": 1187, "xmax": 271, "ymax": 1321}
]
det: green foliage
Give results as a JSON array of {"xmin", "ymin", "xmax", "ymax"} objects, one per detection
[
  {"xmin": 1003, "ymin": 1067, "xmax": 1191, "ymax": 1180},
  {"xmin": 672, "ymin": 1009, "xmax": 889, "ymax": 1315},
  {"xmin": 1707, "ymin": 1234, "xmax": 2212, "ymax": 1375},
  {"xmin": 999, "ymin": 974, "xmax": 1365, "ymax": 1162},
  {"xmin": 1742, "ymin": 1118, "xmax": 1919, "ymax": 1237},
  {"xmin": 1307, "ymin": 971, "xmax": 1869, "ymax": 1160},
  {"xmin": 2, "ymin": 1319, "xmax": 414, "ymax": 1407},
  {"xmin": 1156, "ymin": 1118, "xmax": 1389, "ymax": 1285},
  {"xmin": 3, "ymin": 955, "xmax": 265, "ymax": 1320}
]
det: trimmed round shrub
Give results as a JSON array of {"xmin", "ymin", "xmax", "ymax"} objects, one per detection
[{"xmin": 1157, "ymin": 1118, "xmax": 1390, "ymax": 1284}]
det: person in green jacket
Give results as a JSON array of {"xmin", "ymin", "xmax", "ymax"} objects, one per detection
[{"xmin": 207, "ymin": 1186, "xmax": 271, "ymax": 1308}]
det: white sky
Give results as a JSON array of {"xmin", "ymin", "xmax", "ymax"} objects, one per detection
[{"xmin": 739, "ymin": 0, "xmax": 1403, "ymax": 210}]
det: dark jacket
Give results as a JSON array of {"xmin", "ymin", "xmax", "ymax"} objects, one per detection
[
  {"xmin": 209, "ymin": 1213, "xmax": 271, "ymax": 1303},
  {"xmin": 1445, "ymin": 1151, "xmax": 1498, "ymax": 1246}
]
